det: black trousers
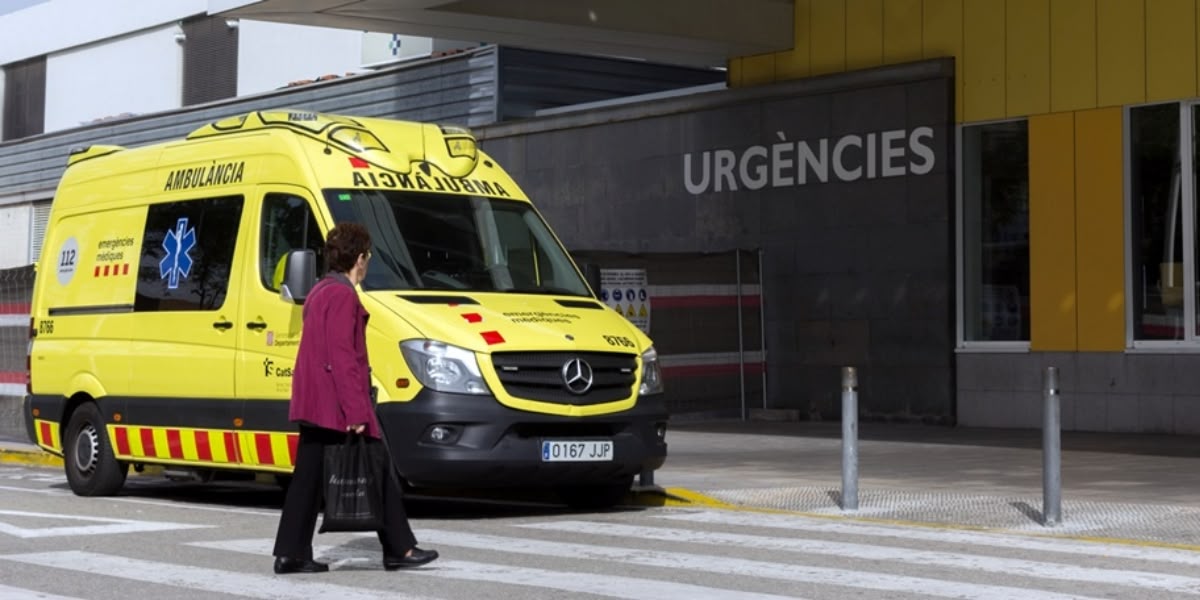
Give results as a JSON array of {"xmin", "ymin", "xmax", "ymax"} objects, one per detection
[{"xmin": 272, "ymin": 424, "xmax": 418, "ymax": 560}]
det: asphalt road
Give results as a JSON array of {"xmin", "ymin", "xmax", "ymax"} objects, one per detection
[{"xmin": 2, "ymin": 463, "xmax": 1200, "ymax": 599}]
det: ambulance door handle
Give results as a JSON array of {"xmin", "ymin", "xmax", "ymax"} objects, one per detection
[
  {"xmin": 212, "ymin": 320, "xmax": 234, "ymax": 331},
  {"xmin": 246, "ymin": 321, "xmax": 268, "ymax": 331}
]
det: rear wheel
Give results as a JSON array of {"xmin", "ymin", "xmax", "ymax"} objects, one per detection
[
  {"xmin": 63, "ymin": 403, "xmax": 128, "ymax": 496},
  {"xmin": 556, "ymin": 476, "xmax": 633, "ymax": 510}
]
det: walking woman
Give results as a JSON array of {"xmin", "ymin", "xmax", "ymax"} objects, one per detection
[{"xmin": 272, "ymin": 222, "xmax": 438, "ymax": 574}]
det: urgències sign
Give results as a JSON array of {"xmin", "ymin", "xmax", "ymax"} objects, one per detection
[{"xmin": 682, "ymin": 127, "xmax": 936, "ymax": 194}]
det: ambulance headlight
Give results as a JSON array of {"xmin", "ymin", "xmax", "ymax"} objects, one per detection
[
  {"xmin": 400, "ymin": 340, "xmax": 490, "ymax": 395},
  {"xmin": 639, "ymin": 346, "xmax": 664, "ymax": 396}
]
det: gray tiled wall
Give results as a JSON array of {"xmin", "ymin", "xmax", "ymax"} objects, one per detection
[{"xmin": 957, "ymin": 352, "xmax": 1200, "ymax": 433}]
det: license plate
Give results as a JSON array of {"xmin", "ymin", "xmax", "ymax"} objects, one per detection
[{"xmin": 541, "ymin": 440, "xmax": 613, "ymax": 462}]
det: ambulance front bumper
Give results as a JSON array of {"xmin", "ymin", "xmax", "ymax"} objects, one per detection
[{"xmin": 378, "ymin": 389, "xmax": 668, "ymax": 488}]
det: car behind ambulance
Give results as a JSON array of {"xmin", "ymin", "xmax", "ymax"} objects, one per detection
[{"xmin": 25, "ymin": 110, "xmax": 667, "ymax": 508}]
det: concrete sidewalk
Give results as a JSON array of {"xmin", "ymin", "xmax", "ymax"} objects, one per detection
[
  {"xmin": 661, "ymin": 420, "xmax": 1200, "ymax": 547},
  {"xmin": 7, "ymin": 420, "xmax": 1200, "ymax": 547}
]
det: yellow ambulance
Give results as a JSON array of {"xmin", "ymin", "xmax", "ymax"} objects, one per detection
[{"xmin": 24, "ymin": 110, "xmax": 667, "ymax": 507}]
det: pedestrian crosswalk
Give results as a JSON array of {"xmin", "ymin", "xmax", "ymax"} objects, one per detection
[{"xmin": 4, "ymin": 508, "xmax": 1200, "ymax": 599}]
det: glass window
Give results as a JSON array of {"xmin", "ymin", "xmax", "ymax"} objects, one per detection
[
  {"xmin": 259, "ymin": 194, "xmax": 325, "ymax": 291},
  {"xmin": 961, "ymin": 121, "xmax": 1030, "ymax": 342},
  {"xmin": 1130, "ymin": 103, "xmax": 1183, "ymax": 340},
  {"xmin": 135, "ymin": 196, "xmax": 243, "ymax": 311},
  {"xmin": 324, "ymin": 189, "xmax": 590, "ymax": 296}
]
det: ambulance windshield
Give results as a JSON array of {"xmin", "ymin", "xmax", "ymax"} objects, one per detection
[{"xmin": 324, "ymin": 189, "xmax": 591, "ymax": 296}]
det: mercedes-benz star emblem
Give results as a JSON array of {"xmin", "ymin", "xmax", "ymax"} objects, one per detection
[{"xmin": 561, "ymin": 358, "xmax": 594, "ymax": 395}]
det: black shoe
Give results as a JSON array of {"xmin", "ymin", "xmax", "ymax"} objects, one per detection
[
  {"xmin": 274, "ymin": 556, "xmax": 329, "ymax": 574},
  {"xmin": 384, "ymin": 547, "xmax": 439, "ymax": 570}
]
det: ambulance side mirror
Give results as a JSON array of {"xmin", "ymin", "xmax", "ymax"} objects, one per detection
[
  {"xmin": 581, "ymin": 262, "xmax": 603, "ymax": 300},
  {"xmin": 281, "ymin": 249, "xmax": 317, "ymax": 304}
]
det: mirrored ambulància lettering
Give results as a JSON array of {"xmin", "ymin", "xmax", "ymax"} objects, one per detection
[
  {"xmin": 682, "ymin": 127, "xmax": 936, "ymax": 195},
  {"xmin": 351, "ymin": 170, "xmax": 511, "ymax": 197},
  {"xmin": 163, "ymin": 161, "xmax": 245, "ymax": 191}
]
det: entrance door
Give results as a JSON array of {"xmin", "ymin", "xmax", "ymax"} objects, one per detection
[
  {"xmin": 126, "ymin": 195, "xmax": 247, "ymax": 461},
  {"xmin": 234, "ymin": 187, "xmax": 327, "ymax": 469}
]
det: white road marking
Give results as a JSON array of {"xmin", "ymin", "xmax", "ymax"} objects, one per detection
[
  {"xmin": 193, "ymin": 538, "xmax": 807, "ymax": 600},
  {"xmin": 416, "ymin": 529, "xmax": 1112, "ymax": 600},
  {"xmin": 0, "ymin": 583, "xmax": 87, "ymax": 599},
  {"xmin": 0, "ymin": 469, "xmax": 64, "ymax": 483},
  {"xmin": 423, "ymin": 559, "xmax": 802, "ymax": 600},
  {"xmin": 525, "ymin": 520, "xmax": 1200, "ymax": 594},
  {"xmin": 0, "ymin": 509, "xmax": 209, "ymax": 539},
  {"xmin": 0, "ymin": 485, "xmax": 69, "ymax": 496},
  {"xmin": 659, "ymin": 510, "xmax": 1200, "ymax": 566},
  {"xmin": 112, "ymin": 496, "xmax": 279, "ymax": 517},
  {"xmin": 0, "ymin": 551, "xmax": 428, "ymax": 600}
]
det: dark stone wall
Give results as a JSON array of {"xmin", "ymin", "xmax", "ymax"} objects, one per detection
[{"xmin": 481, "ymin": 60, "xmax": 957, "ymax": 421}]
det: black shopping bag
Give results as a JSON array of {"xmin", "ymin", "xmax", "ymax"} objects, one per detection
[{"xmin": 319, "ymin": 434, "xmax": 386, "ymax": 533}]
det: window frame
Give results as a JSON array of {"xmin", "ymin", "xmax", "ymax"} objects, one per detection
[
  {"xmin": 257, "ymin": 192, "xmax": 325, "ymax": 293},
  {"xmin": 134, "ymin": 194, "xmax": 244, "ymax": 313},
  {"xmin": 1125, "ymin": 100, "xmax": 1200, "ymax": 350},
  {"xmin": 956, "ymin": 117, "xmax": 1032, "ymax": 352}
]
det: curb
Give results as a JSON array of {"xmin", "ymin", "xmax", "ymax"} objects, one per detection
[
  {"xmin": 0, "ymin": 446, "xmax": 62, "ymax": 468},
  {"xmin": 629, "ymin": 485, "xmax": 736, "ymax": 509}
]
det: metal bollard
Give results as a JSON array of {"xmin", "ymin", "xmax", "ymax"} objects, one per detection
[
  {"xmin": 841, "ymin": 366, "xmax": 858, "ymax": 511},
  {"xmin": 1043, "ymin": 366, "xmax": 1062, "ymax": 526}
]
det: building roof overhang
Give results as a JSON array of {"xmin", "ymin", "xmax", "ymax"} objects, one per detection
[{"xmin": 209, "ymin": 0, "xmax": 794, "ymax": 67}]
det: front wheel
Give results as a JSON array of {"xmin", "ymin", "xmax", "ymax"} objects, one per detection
[
  {"xmin": 556, "ymin": 476, "xmax": 633, "ymax": 510},
  {"xmin": 63, "ymin": 403, "xmax": 128, "ymax": 496}
]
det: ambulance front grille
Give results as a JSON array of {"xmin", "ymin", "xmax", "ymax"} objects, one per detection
[{"xmin": 491, "ymin": 351, "xmax": 637, "ymax": 405}]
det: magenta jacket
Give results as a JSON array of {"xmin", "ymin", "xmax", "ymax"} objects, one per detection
[{"xmin": 288, "ymin": 272, "xmax": 380, "ymax": 438}]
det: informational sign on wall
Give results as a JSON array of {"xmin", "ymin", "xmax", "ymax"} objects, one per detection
[{"xmin": 600, "ymin": 269, "xmax": 650, "ymax": 335}]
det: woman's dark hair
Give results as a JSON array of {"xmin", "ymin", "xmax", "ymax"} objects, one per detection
[{"xmin": 325, "ymin": 222, "xmax": 371, "ymax": 274}]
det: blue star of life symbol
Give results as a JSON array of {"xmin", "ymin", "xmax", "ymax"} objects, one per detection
[{"xmin": 159, "ymin": 217, "xmax": 196, "ymax": 289}]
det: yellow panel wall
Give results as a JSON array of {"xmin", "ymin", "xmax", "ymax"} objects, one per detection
[
  {"xmin": 845, "ymin": 0, "xmax": 883, "ymax": 70},
  {"xmin": 883, "ymin": 0, "xmax": 923, "ymax": 64},
  {"xmin": 741, "ymin": 53, "xmax": 778, "ymax": 86},
  {"xmin": 1097, "ymin": 0, "xmax": 1146, "ymax": 107},
  {"xmin": 1006, "ymin": 0, "xmax": 1051, "ymax": 116},
  {"xmin": 1050, "ymin": 0, "xmax": 1097, "ymax": 112},
  {"xmin": 1074, "ymin": 108, "xmax": 1125, "ymax": 351},
  {"xmin": 737, "ymin": 0, "xmax": 1200, "ymax": 117},
  {"xmin": 777, "ymin": 0, "xmax": 812, "ymax": 80},
  {"xmin": 922, "ymin": 0, "xmax": 964, "ymax": 120},
  {"xmin": 962, "ymin": 0, "xmax": 1007, "ymax": 121},
  {"xmin": 725, "ymin": 0, "xmax": 1200, "ymax": 351},
  {"xmin": 810, "ymin": 0, "xmax": 846, "ymax": 75},
  {"xmin": 1028, "ymin": 112, "xmax": 1078, "ymax": 351},
  {"xmin": 1146, "ymin": 0, "xmax": 1196, "ymax": 102}
]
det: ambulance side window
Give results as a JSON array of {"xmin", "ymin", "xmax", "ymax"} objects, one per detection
[
  {"xmin": 134, "ymin": 196, "xmax": 243, "ymax": 312},
  {"xmin": 260, "ymin": 194, "xmax": 324, "ymax": 291}
]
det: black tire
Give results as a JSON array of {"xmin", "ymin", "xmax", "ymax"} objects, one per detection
[
  {"xmin": 63, "ymin": 403, "xmax": 128, "ymax": 496},
  {"xmin": 556, "ymin": 476, "xmax": 633, "ymax": 510}
]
